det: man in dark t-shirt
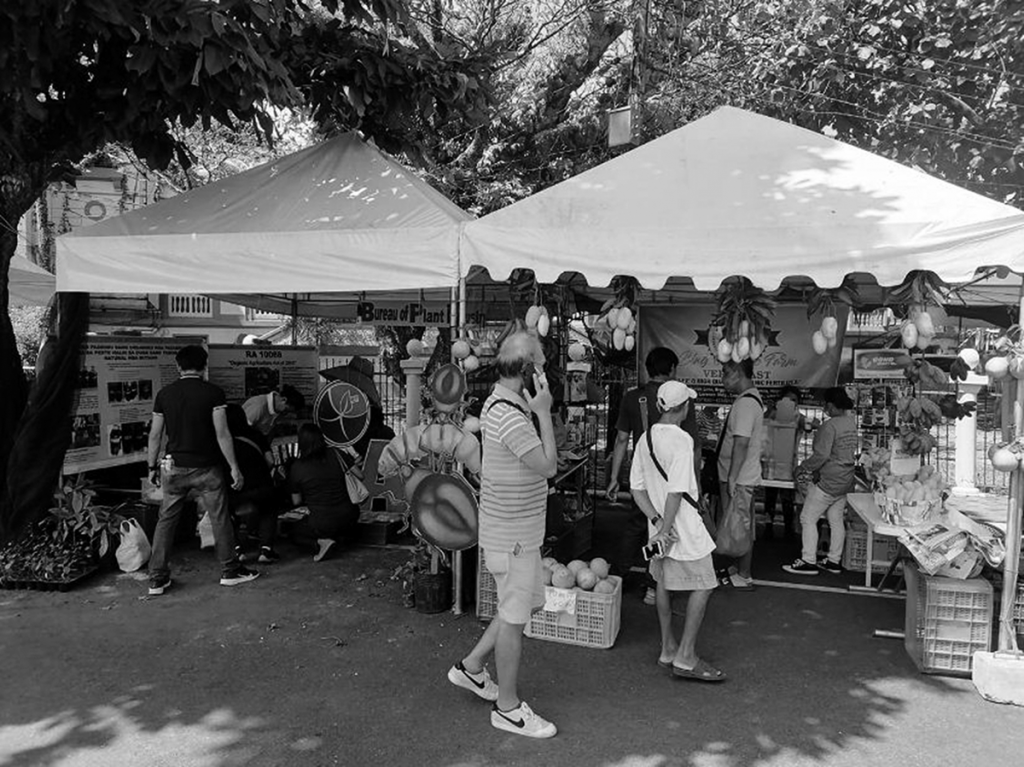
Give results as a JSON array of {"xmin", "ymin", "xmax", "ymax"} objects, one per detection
[
  {"xmin": 146, "ymin": 345, "xmax": 259, "ymax": 595},
  {"xmin": 605, "ymin": 348, "xmax": 702, "ymax": 599}
]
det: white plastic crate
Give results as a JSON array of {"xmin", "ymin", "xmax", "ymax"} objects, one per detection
[
  {"xmin": 476, "ymin": 555, "xmax": 497, "ymax": 621},
  {"xmin": 842, "ymin": 527, "xmax": 903, "ymax": 574},
  {"xmin": 525, "ymin": 576, "xmax": 622, "ymax": 649},
  {"xmin": 904, "ymin": 563, "xmax": 993, "ymax": 677}
]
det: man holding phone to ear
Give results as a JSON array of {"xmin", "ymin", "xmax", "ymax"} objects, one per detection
[{"xmin": 447, "ymin": 330, "xmax": 560, "ymax": 739}]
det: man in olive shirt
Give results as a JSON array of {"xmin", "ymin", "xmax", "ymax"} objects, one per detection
[
  {"xmin": 146, "ymin": 345, "xmax": 259, "ymax": 595},
  {"xmin": 716, "ymin": 359, "xmax": 764, "ymax": 590}
]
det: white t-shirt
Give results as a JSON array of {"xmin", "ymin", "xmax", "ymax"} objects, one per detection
[{"xmin": 630, "ymin": 424, "xmax": 715, "ymax": 561}]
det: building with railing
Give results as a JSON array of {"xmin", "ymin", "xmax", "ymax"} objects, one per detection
[{"xmin": 17, "ymin": 166, "xmax": 289, "ymax": 344}]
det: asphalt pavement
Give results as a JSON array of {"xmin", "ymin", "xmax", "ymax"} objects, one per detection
[{"xmin": 1, "ymin": 503, "xmax": 1022, "ymax": 767}]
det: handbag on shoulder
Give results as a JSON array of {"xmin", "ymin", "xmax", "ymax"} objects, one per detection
[{"xmin": 334, "ymin": 449, "xmax": 369, "ymax": 505}]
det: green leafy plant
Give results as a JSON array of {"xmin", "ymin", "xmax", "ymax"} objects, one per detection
[
  {"xmin": 47, "ymin": 474, "xmax": 124, "ymax": 558},
  {"xmin": 0, "ymin": 475, "xmax": 123, "ymax": 585}
]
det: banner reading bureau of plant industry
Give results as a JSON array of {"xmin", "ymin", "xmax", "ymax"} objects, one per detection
[
  {"xmin": 638, "ymin": 304, "xmax": 847, "ymax": 404},
  {"xmin": 63, "ymin": 336, "xmax": 203, "ymax": 474}
]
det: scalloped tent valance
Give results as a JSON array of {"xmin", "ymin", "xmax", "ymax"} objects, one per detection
[{"xmin": 459, "ymin": 106, "xmax": 1024, "ymax": 292}]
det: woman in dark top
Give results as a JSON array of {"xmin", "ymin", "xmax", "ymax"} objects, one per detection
[
  {"xmin": 225, "ymin": 404, "xmax": 285, "ymax": 562},
  {"xmin": 288, "ymin": 423, "xmax": 360, "ymax": 562}
]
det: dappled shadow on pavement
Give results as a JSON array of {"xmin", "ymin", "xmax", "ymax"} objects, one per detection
[{"xmin": 1, "ymin": 539, "xmax": 1022, "ymax": 767}]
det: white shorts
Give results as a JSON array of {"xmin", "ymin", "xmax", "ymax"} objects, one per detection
[
  {"xmin": 650, "ymin": 554, "xmax": 718, "ymax": 591},
  {"xmin": 484, "ymin": 548, "xmax": 545, "ymax": 625}
]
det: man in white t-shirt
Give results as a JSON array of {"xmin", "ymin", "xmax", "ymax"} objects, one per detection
[{"xmin": 631, "ymin": 381, "xmax": 724, "ymax": 683}]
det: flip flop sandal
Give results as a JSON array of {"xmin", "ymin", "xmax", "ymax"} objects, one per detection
[
  {"xmin": 718, "ymin": 573, "xmax": 754, "ymax": 591},
  {"xmin": 672, "ymin": 659, "xmax": 726, "ymax": 683},
  {"xmin": 657, "ymin": 658, "xmax": 674, "ymax": 669}
]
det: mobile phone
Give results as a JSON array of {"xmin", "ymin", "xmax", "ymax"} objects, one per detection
[{"xmin": 642, "ymin": 540, "xmax": 665, "ymax": 561}]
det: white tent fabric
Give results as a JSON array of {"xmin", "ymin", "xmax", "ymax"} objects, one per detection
[
  {"xmin": 9, "ymin": 257, "xmax": 55, "ymax": 307},
  {"xmin": 459, "ymin": 106, "xmax": 1024, "ymax": 291},
  {"xmin": 57, "ymin": 134, "xmax": 469, "ymax": 294}
]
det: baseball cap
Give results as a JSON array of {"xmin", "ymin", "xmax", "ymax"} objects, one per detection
[{"xmin": 657, "ymin": 381, "xmax": 697, "ymax": 410}]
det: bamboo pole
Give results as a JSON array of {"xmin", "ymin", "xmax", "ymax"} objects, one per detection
[{"xmin": 998, "ymin": 292, "xmax": 1024, "ymax": 652}]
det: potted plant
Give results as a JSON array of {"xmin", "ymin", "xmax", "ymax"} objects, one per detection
[
  {"xmin": 0, "ymin": 475, "xmax": 124, "ymax": 591},
  {"xmin": 391, "ymin": 540, "xmax": 452, "ymax": 612}
]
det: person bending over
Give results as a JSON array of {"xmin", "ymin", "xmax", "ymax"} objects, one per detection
[
  {"xmin": 225, "ymin": 403, "xmax": 286, "ymax": 563},
  {"xmin": 244, "ymin": 384, "xmax": 305, "ymax": 437}
]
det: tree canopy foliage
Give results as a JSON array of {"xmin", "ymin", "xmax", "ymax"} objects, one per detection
[
  {"xmin": 0, "ymin": 0, "xmax": 489, "ymax": 538},
  {"xmin": 365, "ymin": 0, "xmax": 1022, "ymax": 215},
  {"xmin": 2, "ymin": 0, "xmax": 1023, "ymax": 539}
]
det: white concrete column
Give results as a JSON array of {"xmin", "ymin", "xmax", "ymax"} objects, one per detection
[
  {"xmin": 953, "ymin": 372, "xmax": 987, "ymax": 494},
  {"xmin": 400, "ymin": 358, "xmax": 427, "ymax": 428}
]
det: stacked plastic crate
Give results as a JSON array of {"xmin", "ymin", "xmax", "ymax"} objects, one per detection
[{"xmin": 904, "ymin": 563, "xmax": 994, "ymax": 676}]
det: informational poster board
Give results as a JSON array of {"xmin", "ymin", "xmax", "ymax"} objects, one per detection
[
  {"xmin": 639, "ymin": 304, "xmax": 847, "ymax": 404},
  {"xmin": 64, "ymin": 336, "xmax": 201, "ymax": 474},
  {"xmin": 207, "ymin": 345, "xmax": 320, "ymax": 405}
]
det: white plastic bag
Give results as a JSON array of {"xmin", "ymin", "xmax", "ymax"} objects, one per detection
[
  {"xmin": 345, "ymin": 471, "xmax": 369, "ymax": 505},
  {"xmin": 197, "ymin": 511, "xmax": 215, "ymax": 549},
  {"xmin": 116, "ymin": 518, "xmax": 152, "ymax": 572}
]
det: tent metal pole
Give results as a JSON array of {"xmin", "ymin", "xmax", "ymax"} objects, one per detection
[
  {"xmin": 290, "ymin": 295, "xmax": 298, "ymax": 346},
  {"xmin": 998, "ymin": 289, "xmax": 1024, "ymax": 652}
]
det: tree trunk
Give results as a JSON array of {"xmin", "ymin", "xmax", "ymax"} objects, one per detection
[
  {"xmin": 1, "ymin": 292, "xmax": 89, "ymax": 541},
  {"xmin": 0, "ymin": 173, "xmax": 44, "ymax": 524}
]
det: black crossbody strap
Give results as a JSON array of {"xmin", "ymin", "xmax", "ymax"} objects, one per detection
[{"xmin": 485, "ymin": 398, "xmax": 527, "ymax": 416}]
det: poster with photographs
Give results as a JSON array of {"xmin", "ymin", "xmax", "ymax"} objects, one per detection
[
  {"xmin": 207, "ymin": 344, "xmax": 319, "ymax": 407},
  {"xmin": 64, "ymin": 336, "xmax": 201, "ymax": 474}
]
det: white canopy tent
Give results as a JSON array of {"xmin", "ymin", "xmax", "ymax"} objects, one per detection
[
  {"xmin": 460, "ymin": 106, "xmax": 1024, "ymax": 290},
  {"xmin": 8, "ymin": 256, "xmax": 55, "ymax": 308},
  {"xmin": 57, "ymin": 133, "xmax": 469, "ymax": 295},
  {"xmin": 460, "ymin": 106, "xmax": 1024, "ymax": 656}
]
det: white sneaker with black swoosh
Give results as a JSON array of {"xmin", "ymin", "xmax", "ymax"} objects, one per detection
[
  {"xmin": 447, "ymin": 661, "xmax": 499, "ymax": 701},
  {"xmin": 490, "ymin": 701, "xmax": 557, "ymax": 739}
]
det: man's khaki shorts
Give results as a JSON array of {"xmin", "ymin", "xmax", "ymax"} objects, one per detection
[{"xmin": 484, "ymin": 547, "xmax": 545, "ymax": 625}]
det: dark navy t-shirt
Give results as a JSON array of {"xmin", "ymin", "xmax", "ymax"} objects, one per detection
[
  {"xmin": 153, "ymin": 377, "xmax": 227, "ymax": 468},
  {"xmin": 288, "ymin": 456, "xmax": 352, "ymax": 513}
]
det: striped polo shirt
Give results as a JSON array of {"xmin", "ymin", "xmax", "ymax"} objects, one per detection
[{"xmin": 478, "ymin": 384, "xmax": 548, "ymax": 553}]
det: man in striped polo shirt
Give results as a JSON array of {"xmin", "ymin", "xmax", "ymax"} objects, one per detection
[{"xmin": 447, "ymin": 330, "xmax": 559, "ymax": 739}]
